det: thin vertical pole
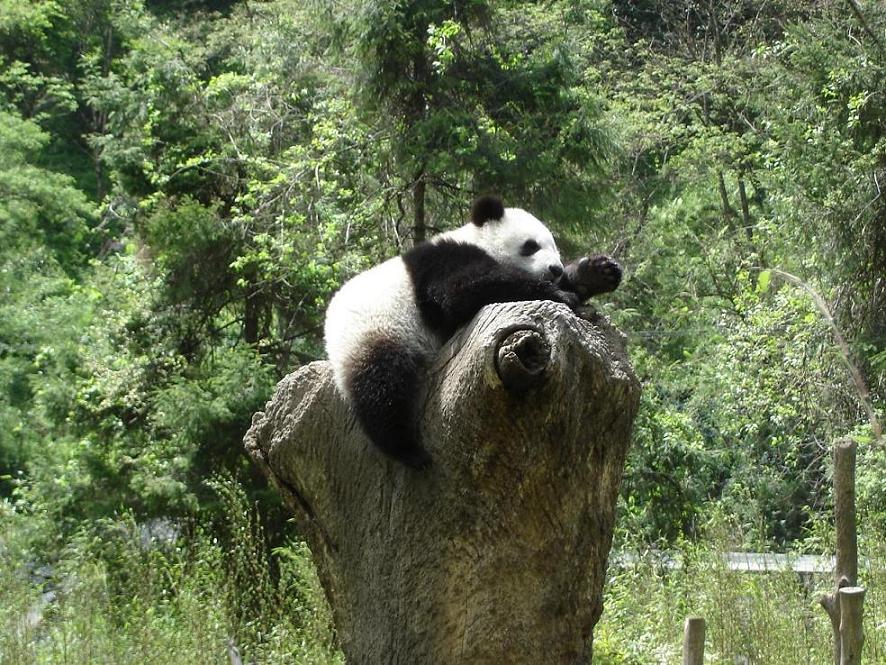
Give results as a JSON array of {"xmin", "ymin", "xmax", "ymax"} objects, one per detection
[
  {"xmin": 682, "ymin": 616, "xmax": 705, "ymax": 665},
  {"xmin": 820, "ymin": 438, "xmax": 859, "ymax": 665},
  {"xmin": 839, "ymin": 586, "xmax": 866, "ymax": 665}
]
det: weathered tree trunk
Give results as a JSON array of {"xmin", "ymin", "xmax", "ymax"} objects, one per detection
[{"xmin": 244, "ymin": 301, "xmax": 640, "ymax": 664}]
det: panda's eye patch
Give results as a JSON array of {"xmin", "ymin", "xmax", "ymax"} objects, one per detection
[{"xmin": 520, "ymin": 240, "xmax": 541, "ymax": 256}]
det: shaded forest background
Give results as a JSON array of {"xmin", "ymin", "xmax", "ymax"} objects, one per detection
[{"xmin": 1, "ymin": 0, "xmax": 884, "ymax": 662}]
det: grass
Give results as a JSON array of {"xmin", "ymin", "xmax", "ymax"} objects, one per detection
[
  {"xmin": 0, "ymin": 479, "xmax": 343, "ymax": 665},
  {"xmin": 4, "ymin": 480, "xmax": 885, "ymax": 664},
  {"xmin": 594, "ymin": 536, "xmax": 886, "ymax": 664}
]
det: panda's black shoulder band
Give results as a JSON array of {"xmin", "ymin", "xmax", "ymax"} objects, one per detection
[{"xmin": 470, "ymin": 195, "xmax": 505, "ymax": 226}]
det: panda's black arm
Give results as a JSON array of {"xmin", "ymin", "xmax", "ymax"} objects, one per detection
[
  {"xmin": 429, "ymin": 265, "xmax": 578, "ymax": 334},
  {"xmin": 404, "ymin": 239, "xmax": 577, "ymax": 339}
]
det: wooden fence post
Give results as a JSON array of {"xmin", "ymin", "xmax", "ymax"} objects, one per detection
[
  {"xmin": 819, "ymin": 438, "xmax": 862, "ymax": 665},
  {"xmin": 682, "ymin": 616, "xmax": 705, "ymax": 665},
  {"xmin": 839, "ymin": 586, "xmax": 866, "ymax": 665}
]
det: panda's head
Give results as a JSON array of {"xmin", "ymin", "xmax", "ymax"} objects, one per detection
[{"xmin": 467, "ymin": 195, "xmax": 564, "ymax": 281}]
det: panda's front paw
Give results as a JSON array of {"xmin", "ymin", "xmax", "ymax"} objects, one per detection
[
  {"xmin": 587, "ymin": 254, "xmax": 623, "ymax": 293},
  {"xmin": 564, "ymin": 255, "xmax": 622, "ymax": 300}
]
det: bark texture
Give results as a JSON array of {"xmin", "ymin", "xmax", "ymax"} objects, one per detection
[
  {"xmin": 244, "ymin": 301, "xmax": 640, "ymax": 664},
  {"xmin": 820, "ymin": 438, "xmax": 859, "ymax": 665},
  {"xmin": 839, "ymin": 587, "xmax": 865, "ymax": 665},
  {"xmin": 682, "ymin": 616, "xmax": 706, "ymax": 665}
]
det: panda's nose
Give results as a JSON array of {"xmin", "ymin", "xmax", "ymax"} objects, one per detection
[{"xmin": 548, "ymin": 264, "xmax": 563, "ymax": 278}]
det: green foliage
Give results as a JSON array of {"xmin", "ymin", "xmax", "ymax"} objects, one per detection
[
  {"xmin": 622, "ymin": 280, "xmax": 862, "ymax": 544},
  {"xmin": 1, "ymin": 0, "xmax": 885, "ymax": 655},
  {"xmin": 597, "ymin": 0, "xmax": 886, "ymax": 544},
  {"xmin": 1, "ymin": 249, "xmax": 278, "ymax": 528},
  {"xmin": 0, "ymin": 249, "xmax": 92, "ymax": 500},
  {"xmin": 0, "ymin": 109, "xmax": 95, "ymax": 269},
  {"xmin": 596, "ymin": 521, "xmax": 886, "ymax": 664},
  {"xmin": 351, "ymin": 0, "xmax": 611, "ymax": 228},
  {"xmin": 0, "ymin": 479, "xmax": 342, "ymax": 664}
]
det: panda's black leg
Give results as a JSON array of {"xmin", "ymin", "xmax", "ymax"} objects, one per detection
[{"xmin": 345, "ymin": 338, "xmax": 432, "ymax": 470}]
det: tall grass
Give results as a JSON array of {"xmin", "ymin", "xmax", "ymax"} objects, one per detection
[
  {"xmin": 0, "ymin": 479, "xmax": 342, "ymax": 665},
  {"xmin": 595, "ymin": 535, "xmax": 886, "ymax": 664},
  {"xmin": 5, "ymin": 480, "xmax": 885, "ymax": 664}
]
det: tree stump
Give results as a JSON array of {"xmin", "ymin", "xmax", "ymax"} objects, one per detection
[{"xmin": 244, "ymin": 301, "xmax": 640, "ymax": 664}]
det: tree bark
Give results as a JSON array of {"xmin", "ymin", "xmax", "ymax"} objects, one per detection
[
  {"xmin": 413, "ymin": 174, "xmax": 427, "ymax": 244},
  {"xmin": 839, "ymin": 586, "xmax": 866, "ymax": 665},
  {"xmin": 244, "ymin": 301, "xmax": 640, "ymax": 664},
  {"xmin": 737, "ymin": 177, "xmax": 753, "ymax": 243},
  {"xmin": 717, "ymin": 171, "xmax": 737, "ymax": 223},
  {"xmin": 682, "ymin": 616, "xmax": 705, "ymax": 665},
  {"xmin": 820, "ymin": 438, "xmax": 859, "ymax": 665}
]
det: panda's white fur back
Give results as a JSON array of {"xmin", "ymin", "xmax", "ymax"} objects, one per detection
[{"xmin": 324, "ymin": 256, "xmax": 437, "ymax": 393}]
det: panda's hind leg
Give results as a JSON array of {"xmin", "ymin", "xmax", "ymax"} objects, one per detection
[{"xmin": 345, "ymin": 337, "xmax": 432, "ymax": 469}]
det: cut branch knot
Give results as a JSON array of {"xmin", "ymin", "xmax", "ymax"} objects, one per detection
[{"xmin": 495, "ymin": 327, "xmax": 551, "ymax": 390}]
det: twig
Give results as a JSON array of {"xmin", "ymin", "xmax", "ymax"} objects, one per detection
[
  {"xmin": 761, "ymin": 267, "xmax": 883, "ymax": 444},
  {"xmin": 845, "ymin": 0, "xmax": 885, "ymax": 55}
]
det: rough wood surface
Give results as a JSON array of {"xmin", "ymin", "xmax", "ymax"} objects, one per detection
[
  {"xmin": 820, "ymin": 438, "xmax": 859, "ymax": 665},
  {"xmin": 244, "ymin": 301, "xmax": 640, "ymax": 664},
  {"xmin": 838, "ymin": 586, "xmax": 865, "ymax": 665},
  {"xmin": 682, "ymin": 616, "xmax": 705, "ymax": 665}
]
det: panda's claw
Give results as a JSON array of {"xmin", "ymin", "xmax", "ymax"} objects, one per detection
[{"xmin": 563, "ymin": 254, "xmax": 622, "ymax": 300}]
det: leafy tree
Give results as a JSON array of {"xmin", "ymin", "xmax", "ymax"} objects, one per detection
[
  {"xmin": 595, "ymin": 1, "xmax": 885, "ymax": 543},
  {"xmin": 0, "ymin": 109, "xmax": 94, "ymax": 262},
  {"xmin": 1, "ymin": 0, "xmax": 884, "ymax": 553},
  {"xmin": 350, "ymin": 0, "xmax": 610, "ymax": 241}
]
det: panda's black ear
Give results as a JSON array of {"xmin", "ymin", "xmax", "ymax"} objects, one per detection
[{"xmin": 470, "ymin": 195, "xmax": 505, "ymax": 226}]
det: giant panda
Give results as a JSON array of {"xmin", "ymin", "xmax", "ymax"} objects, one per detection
[{"xmin": 323, "ymin": 195, "xmax": 620, "ymax": 469}]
